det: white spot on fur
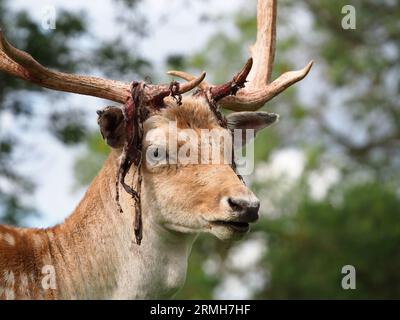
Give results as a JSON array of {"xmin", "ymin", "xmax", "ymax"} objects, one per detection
[
  {"xmin": 42, "ymin": 253, "xmax": 52, "ymax": 267},
  {"xmin": 5, "ymin": 288, "xmax": 15, "ymax": 300},
  {"xmin": 29, "ymin": 273, "xmax": 36, "ymax": 282},
  {"xmin": 3, "ymin": 233, "xmax": 15, "ymax": 246},
  {"xmin": 47, "ymin": 231, "xmax": 55, "ymax": 241},
  {"xmin": 32, "ymin": 234, "xmax": 43, "ymax": 249},
  {"xmin": 3, "ymin": 271, "xmax": 15, "ymax": 300},
  {"xmin": 20, "ymin": 273, "xmax": 28, "ymax": 286},
  {"xmin": 3, "ymin": 270, "xmax": 15, "ymax": 286},
  {"xmin": 19, "ymin": 273, "xmax": 30, "ymax": 298}
]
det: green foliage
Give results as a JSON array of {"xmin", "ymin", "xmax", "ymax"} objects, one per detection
[
  {"xmin": 262, "ymin": 183, "xmax": 400, "ymax": 299},
  {"xmin": 176, "ymin": 234, "xmax": 235, "ymax": 299},
  {"xmin": 74, "ymin": 132, "xmax": 109, "ymax": 187},
  {"xmin": 92, "ymin": 39, "xmax": 152, "ymax": 80},
  {"xmin": 48, "ymin": 110, "xmax": 88, "ymax": 145},
  {"xmin": 0, "ymin": 0, "xmax": 91, "ymax": 223},
  {"xmin": 175, "ymin": 235, "xmax": 220, "ymax": 299}
]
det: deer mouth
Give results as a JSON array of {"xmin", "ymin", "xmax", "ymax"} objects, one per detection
[{"xmin": 211, "ymin": 220, "xmax": 250, "ymax": 232}]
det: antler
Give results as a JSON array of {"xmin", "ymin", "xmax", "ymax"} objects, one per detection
[
  {"xmin": 167, "ymin": 0, "xmax": 313, "ymax": 111},
  {"xmin": 0, "ymin": 29, "xmax": 204, "ymax": 104}
]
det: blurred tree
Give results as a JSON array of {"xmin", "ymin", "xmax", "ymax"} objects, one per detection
[{"xmin": 260, "ymin": 183, "xmax": 400, "ymax": 299}]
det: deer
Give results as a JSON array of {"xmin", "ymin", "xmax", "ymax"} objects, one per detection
[{"xmin": 0, "ymin": 0, "xmax": 312, "ymax": 299}]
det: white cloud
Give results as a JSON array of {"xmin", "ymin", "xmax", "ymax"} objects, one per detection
[
  {"xmin": 213, "ymin": 275, "xmax": 251, "ymax": 300},
  {"xmin": 308, "ymin": 166, "xmax": 341, "ymax": 201},
  {"xmin": 213, "ymin": 271, "xmax": 266, "ymax": 300},
  {"xmin": 255, "ymin": 148, "xmax": 305, "ymax": 183},
  {"xmin": 226, "ymin": 237, "xmax": 266, "ymax": 271}
]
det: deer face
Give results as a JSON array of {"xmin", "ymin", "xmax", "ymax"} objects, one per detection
[{"xmin": 98, "ymin": 95, "xmax": 278, "ymax": 240}]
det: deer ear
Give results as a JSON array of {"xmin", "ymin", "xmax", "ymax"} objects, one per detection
[
  {"xmin": 227, "ymin": 111, "xmax": 279, "ymax": 133},
  {"xmin": 227, "ymin": 111, "xmax": 279, "ymax": 148},
  {"xmin": 97, "ymin": 106, "xmax": 126, "ymax": 148}
]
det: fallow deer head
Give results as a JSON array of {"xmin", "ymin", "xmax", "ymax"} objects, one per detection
[{"xmin": 0, "ymin": 0, "xmax": 313, "ymax": 245}]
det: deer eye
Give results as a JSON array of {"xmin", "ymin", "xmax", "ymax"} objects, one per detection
[
  {"xmin": 146, "ymin": 145, "xmax": 168, "ymax": 167},
  {"xmin": 153, "ymin": 148, "xmax": 159, "ymax": 158}
]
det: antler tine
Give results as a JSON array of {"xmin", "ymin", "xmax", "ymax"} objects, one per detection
[
  {"xmin": 167, "ymin": 70, "xmax": 210, "ymax": 91},
  {"xmin": 209, "ymin": 58, "xmax": 253, "ymax": 102},
  {"xmin": 0, "ymin": 29, "xmax": 45, "ymax": 82},
  {"xmin": 146, "ymin": 71, "xmax": 206, "ymax": 103},
  {"xmin": 1, "ymin": 29, "xmax": 51, "ymax": 76},
  {"xmin": 246, "ymin": 0, "xmax": 276, "ymax": 90},
  {"xmin": 225, "ymin": 0, "xmax": 313, "ymax": 111},
  {"xmin": 213, "ymin": 60, "xmax": 313, "ymax": 111},
  {"xmin": 167, "ymin": 59, "xmax": 252, "ymax": 102},
  {"xmin": 167, "ymin": 0, "xmax": 313, "ymax": 111},
  {"xmin": 177, "ymin": 71, "xmax": 206, "ymax": 94},
  {"xmin": 0, "ymin": 29, "xmax": 131, "ymax": 103}
]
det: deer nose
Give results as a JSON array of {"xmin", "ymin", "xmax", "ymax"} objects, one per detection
[{"xmin": 227, "ymin": 197, "xmax": 260, "ymax": 222}]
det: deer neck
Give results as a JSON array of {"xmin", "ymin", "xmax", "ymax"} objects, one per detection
[{"xmin": 47, "ymin": 151, "xmax": 196, "ymax": 299}]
